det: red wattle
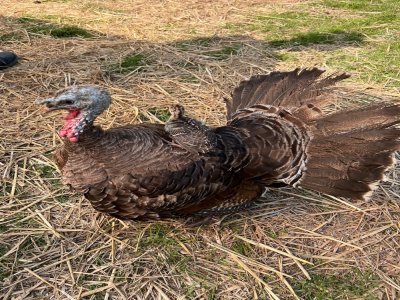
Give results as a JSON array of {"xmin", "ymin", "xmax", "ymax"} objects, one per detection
[{"xmin": 59, "ymin": 109, "xmax": 81, "ymax": 142}]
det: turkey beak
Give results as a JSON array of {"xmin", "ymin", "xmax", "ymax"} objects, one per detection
[
  {"xmin": 36, "ymin": 98, "xmax": 55, "ymax": 113},
  {"xmin": 35, "ymin": 98, "xmax": 68, "ymax": 113}
]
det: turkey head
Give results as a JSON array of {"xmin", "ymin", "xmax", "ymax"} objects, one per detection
[{"xmin": 37, "ymin": 86, "xmax": 111, "ymax": 142}]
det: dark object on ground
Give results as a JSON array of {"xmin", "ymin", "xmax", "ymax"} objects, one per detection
[
  {"xmin": 0, "ymin": 51, "xmax": 18, "ymax": 70},
  {"xmin": 36, "ymin": 68, "xmax": 400, "ymax": 221}
]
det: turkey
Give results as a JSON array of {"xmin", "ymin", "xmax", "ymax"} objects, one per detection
[{"xmin": 37, "ymin": 68, "xmax": 400, "ymax": 220}]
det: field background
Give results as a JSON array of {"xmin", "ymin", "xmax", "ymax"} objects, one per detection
[{"xmin": 1, "ymin": 0, "xmax": 399, "ymax": 299}]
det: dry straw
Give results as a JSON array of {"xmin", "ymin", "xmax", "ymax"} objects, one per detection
[{"xmin": 1, "ymin": 0, "xmax": 399, "ymax": 299}]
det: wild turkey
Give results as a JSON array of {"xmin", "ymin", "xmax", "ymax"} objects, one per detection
[{"xmin": 37, "ymin": 68, "xmax": 400, "ymax": 220}]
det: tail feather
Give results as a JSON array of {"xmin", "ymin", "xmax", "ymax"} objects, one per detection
[
  {"xmin": 301, "ymin": 109, "xmax": 400, "ymax": 199},
  {"xmin": 314, "ymin": 104, "xmax": 400, "ymax": 135},
  {"xmin": 227, "ymin": 68, "xmax": 350, "ymax": 121},
  {"xmin": 228, "ymin": 67, "xmax": 400, "ymax": 200}
]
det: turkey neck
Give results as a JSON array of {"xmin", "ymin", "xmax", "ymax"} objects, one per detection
[
  {"xmin": 62, "ymin": 125, "xmax": 104, "ymax": 150},
  {"xmin": 59, "ymin": 108, "xmax": 101, "ymax": 143}
]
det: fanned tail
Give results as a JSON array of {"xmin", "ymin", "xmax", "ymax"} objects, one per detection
[
  {"xmin": 227, "ymin": 68, "xmax": 400, "ymax": 200},
  {"xmin": 300, "ymin": 104, "xmax": 400, "ymax": 199}
]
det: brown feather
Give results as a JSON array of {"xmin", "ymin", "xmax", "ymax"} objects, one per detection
[
  {"xmin": 227, "ymin": 68, "xmax": 350, "ymax": 121},
  {"xmin": 176, "ymin": 180, "xmax": 263, "ymax": 216},
  {"xmin": 300, "ymin": 107, "xmax": 400, "ymax": 199}
]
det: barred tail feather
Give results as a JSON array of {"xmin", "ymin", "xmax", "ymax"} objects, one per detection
[
  {"xmin": 300, "ymin": 105, "xmax": 400, "ymax": 200},
  {"xmin": 227, "ymin": 67, "xmax": 350, "ymax": 121}
]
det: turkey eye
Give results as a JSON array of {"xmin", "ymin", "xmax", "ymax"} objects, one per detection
[{"xmin": 62, "ymin": 100, "xmax": 74, "ymax": 105}]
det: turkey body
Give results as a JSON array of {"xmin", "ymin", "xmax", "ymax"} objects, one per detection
[
  {"xmin": 56, "ymin": 123, "xmax": 254, "ymax": 219},
  {"xmin": 51, "ymin": 68, "xmax": 400, "ymax": 220}
]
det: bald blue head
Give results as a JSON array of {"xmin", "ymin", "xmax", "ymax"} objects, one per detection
[
  {"xmin": 38, "ymin": 85, "xmax": 111, "ymax": 114},
  {"xmin": 37, "ymin": 85, "xmax": 112, "ymax": 142}
]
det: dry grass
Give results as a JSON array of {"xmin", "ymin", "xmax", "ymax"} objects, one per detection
[{"xmin": 1, "ymin": 0, "xmax": 400, "ymax": 299}]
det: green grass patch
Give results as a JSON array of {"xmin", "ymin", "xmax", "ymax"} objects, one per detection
[
  {"xmin": 292, "ymin": 269, "xmax": 380, "ymax": 300},
  {"xmin": 174, "ymin": 37, "xmax": 215, "ymax": 50},
  {"xmin": 34, "ymin": 163, "xmax": 62, "ymax": 185},
  {"xmin": 111, "ymin": 53, "xmax": 150, "ymax": 73},
  {"xmin": 271, "ymin": 51, "xmax": 296, "ymax": 62},
  {"xmin": 35, "ymin": 164, "xmax": 56, "ymax": 178},
  {"xmin": 166, "ymin": 250, "xmax": 191, "ymax": 273},
  {"xmin": 139, "ymin": 224, "xmax": 195, "ymax": 274},
  {"xmin": 55, "ymin": 194, "xmax": 69, "ymax": 203},
  {"xmin": 0, "ymin": 224, "xmax": 8, "ymax": 233},
  {"xmin": 121, "ymin": 53, "xmax": 145, "ymax": 69},
  {"xmin": 229, "ymin": 2, "xmax": 399, "ymax": 46},
  {"xmin": 17, "ymin": 17, "xmax": 94, "ymax": 38},
  {"xmin": 94, "ymin": 253, "xmax": 109, "ymax": 266},
  {"xmin": 0, "ymin": 244, "xmax": 9, "ymax": 258},
  {"xmin": 224, "ymin": 0, "xmax": 399, "ymax": 87},
  {"xmin": 235, "ymin": 11, "xmax": 372, "ymax": 47},
  {"xmin": 205, "ymin": 45, "xmax": 241, "ymax": 60},
  {"xmin": 0, "ymin": 32, "xmax": 25, "ymax": 42},
  {"xmin": 327, "ymin": 41, "xmax": 400, "ymax": 85},
  {"xmin": 14, "ymin": 213, "xmax": 42, "ymax": 228},
  {"xmin": 140, "ymin": 223, "xmax": 176, "ymax": 248},
  {"xmin": 49, "ymin": 25, "xmax": 93, "ymax": 38},
  {"xmin": 269, "ymin": 30, "xmax": 364, "ymax": 47},
  {"xmin": 17, "ymin": 17, "xmax": 39, "ymax": 24},
  {"xmin": 264, "ymin": 229, "xmax": 279, "ymax": 239},
  {"xmin": 231, "ymin": 239, "xmax": 252, "ymax": 256},
  {"xmin": 322, "ymin": 0, "xmax": 398, "ymax": 11},
  {"xmin": 0, "ymin": 245, "xmax": 11, "ymax": 281},
  {"xmin": 147, "ymin": 107, "xmax": 171, "ymax": 122},
  {"xmin": 76, "ymin": 273, "xmax": 90, "ymax": 286},
  {"xmin": 28, "ymin": 24, "xmax": 93, "ymax": 38}
]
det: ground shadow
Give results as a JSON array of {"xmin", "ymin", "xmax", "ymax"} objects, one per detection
[{"xmin": 268, "ymin": 30, "xmax": 365, "ymax": 48}]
